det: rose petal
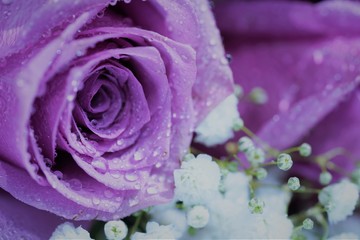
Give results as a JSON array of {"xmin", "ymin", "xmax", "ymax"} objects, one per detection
[
  {"xmin": 0, "ymin": 12, "xmax": 94, "ymax": 182},
  {"xmin": 0, "ymin": 190, "xmax": 74, "ymax": 240},
  {"xmin": 120, "ymin": 0, "xmax": 233, "ymax": 123},
  {"xmin": 214, "ymin": 0, "xmax": 360, "ymax": 153},
  {"xmin": 0, "ymin": 0, "xmax": 108, "ymax": 58}
]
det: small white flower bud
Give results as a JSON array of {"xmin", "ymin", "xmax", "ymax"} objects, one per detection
[
  {"xmin": 254, "ymin": 168, "xmax": 268, "ymax": 180},
  {"xmin": 246, "ymin": 148, "xmax": 265, "ymax": 166},
  {"xmin": 104, "ymin": 220, "xmax": 128, "ymax": 240},
  {"xmin": 232, "ymin": 117, "xmax": 244, "ymax": 131},
  {"xmin": 302, "ymin": 218, "xmax": 314, "ymax": 230},
  {"xmin": 299, "ymin": 143, "xmax": 312, "ymax": 157},
  {"xmin": 249, "ymin": 87, "xmax": 268, "ymax": 105},
  {"xmin": 183, "ymin": 153, "xmax": 195, "ymax": 162},
  {"xmin": 234, "ymin": 84, "xmax": 244, "ymax": 98},
  {"xmin": 187, "ymin": 205, "xmax": 210, "ymax": 229},
  {"xmin": 238, "ymin": 136, "xmax": 254, "ymax": 152},
  {"xmin": 277, "ymin": 153, "xmax": 293, "ymax": 171},
  {"xmin": 319, "ymin": 171, "xmax": 332, "ymax": 185},
  {"xmin": 288, "ymin": 177, "xmax": 301, "ymax": 191},
  {"xmin": 248, "ymin": 198, "xmax": 265, "ymax": 214}
]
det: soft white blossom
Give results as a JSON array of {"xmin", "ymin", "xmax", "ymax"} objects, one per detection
[
  {"xmin": 104, "ymin": 220, "xmax": 128, "ymax": 240},
  {"xmin": 179, "ymin": 172, "xmax": 293, "ymax": 239},
  {"xmin": 288, "ymin": 177, "xmax": 301, "ymax": 191},
  {"xmin": 276, "ymin": 153, "xmax": 293, "ymax": 171},
  {"xmin": 238, "ymin": 136, "xmax": 255, "ymax": 153},
  {"xmin": 131, "ymin": 222, "xmax": 180, "ymax": 240},
  {"xmin": 223, "ymin": 172, "xmax": 249, "ymax": 201},
  {"xmin": 186, "ymin": 205, "xmax": 210, "ymax": 229},
  {"xmin": 50, "ymin": 222, "xmax": 92, "ymax": 240},
  {"xmin": 319, "ymin": 180, "xmax": 359, "ymax": 224},
  {"xmin": 174, "ymin": 154, "xmax": 221, "ymax": 205},
  {"xmin": 194, "ymin": 94, "xmax": 240, "ymax": 146},
  {"xmin": 150, "ymin": 202, "xmax": 187, "ymax": 237},
  {"xmin": 246, "ymin": 148, "xmax": 265, "ymax": 166}
]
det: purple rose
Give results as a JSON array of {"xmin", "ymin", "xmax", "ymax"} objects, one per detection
[
  {"xmin": 214, "ymin": 0, "xmax": 360, "ymax": 179},
  {"xmin": 0, "ymin": 0, "xmax": 232, "ymax": 226}
]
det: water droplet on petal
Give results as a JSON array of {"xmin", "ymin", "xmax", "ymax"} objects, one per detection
[
  {"xmin": 146, "ymin": 186, "xmax": 158, "ymax": 195},
  {"xmin": 44, "ymin": 158, "xmax": 52, "ymax": 168},
  {"xmin": 110, "ymin": 172, "xmax": 121, "ymax": 179},
  {"xmin": 104, "ymin": 190, "xmax": 114, "ymax": 198},
  {"xmin": 53, "ymin": 170, "xmax": 63, "ymax": 180},
  {"xmin": 67, "ymin": 94, "xmax": 75, "ymax": 102},
  {"xmin": 109, "ymin": 0, "xmax": 118, "ymax": 5},
  {"xmin": 76, "ymin": 49, "xmax": 85, "ymax": 57},
  {"xmin": 92, "ymin": 197, "xmax": 101, "ymax": 205},
  {"xmin": 68, "ymin": 178, "xmax": 82, "ymax": 191},
  {"xmin": 116, "ymin": 139, "xmax": 124, "ymax": 146},
  {"xmin": 125, "ymin": 172, "xmax": 138, "ymax": 182},
  {"xmin": 134, "ymin": 182, "xmax": 141, "ymax": 190},
  {"xmin": 91, "ymin": 119, "xmax": 98, "ymax": 126},
  {"xmin": 152, "ymin": 147, "xmax": 162, "ymax": 157},
  {"xmin": 134, "ymin": 148, "xmax": 145, "ymax": 161},
  {"xmin": 128, "ymin": 197, "xmax": 139, "ymax": 207},
  {"xmin": 97, "ymin": 9, "xmax": 105, "ymax": 18},
  {"xmin": 91, "ymin": 159, "xmax": 107, "ymax": 170}
]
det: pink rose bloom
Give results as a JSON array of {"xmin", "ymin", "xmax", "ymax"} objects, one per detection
[
  {"xmin": 0, "ymin": 0, "xmax": 232, "ymax": 238},
  {"xmin": 214, "ymin": 0, "xmax": 360, "ymax": 179}
]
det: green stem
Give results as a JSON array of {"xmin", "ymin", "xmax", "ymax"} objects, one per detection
[
  {"xmin": 283, "ymin": 147, "xmax": 300, "ymax": 154},
  {"xmin": 292, "ymin": 187, "xmax": 321, "ymax": 194},
  {"xmin": 242, "ymin": 126, "xmax": 279, "ymax": 157},
  {"xmin": 126, "ymin": 211, "xmax": 144, "ymax": 240}
]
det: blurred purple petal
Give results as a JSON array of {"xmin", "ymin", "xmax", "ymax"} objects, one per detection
[{"xmin": 214, "ymin": 0, "xmax": 360, "ymax": 167}]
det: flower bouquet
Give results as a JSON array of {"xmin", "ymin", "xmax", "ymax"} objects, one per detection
[{"xmin": 0, "ymin": 0, "xmax": 359, "ymax": 239}]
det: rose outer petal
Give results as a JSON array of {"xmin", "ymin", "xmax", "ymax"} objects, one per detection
[
  {"xmin": 0, "ymin": 12, "xmax": 94, "ymax": 182},
  {"xmin": 0, "ymin": 190, "xmax": 77, "ymax": 240},
  {"xmin": 0, "ymin": 0, "xmax": 108, "ymax": 58}
]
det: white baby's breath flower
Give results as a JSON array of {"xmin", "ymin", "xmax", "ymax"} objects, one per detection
[
  {"xmin": 194, "ymin": 94, "xmax": 240, "ymax": 146},
  {"xmin": 50, "ymin": 222, "xmax": 92, "ymax": 240},
  {"xmin": 223, "ymin": 171, "xmax": 249, "ymax": 201},
  {"xmin": 104, "ymin": 220, "xmax": 128, "ymax": 240},
  {"xmin": 150, "ymin": 201, "xmax": 187, "ymax": 237},
  {"xmin": 299, "ymin": 143, "xmax": 312, "ymax": 157},
  {"xmin": 320, "ymin": 171, "xmax": 332, "ymax": 185},
  {"xmin": 183, "ymin": 170, "xmax": 293, "ymax": 240},
  {"xmin": 174, "ymin": 154, "xmax": 221, "ymax": 205},
  {"xmin": 246, "ymin": 148, "xmax": 265, "ymax": 166},
  {"xmin": 238, "ymin": 136, "xmax": 254, "ymax": 153},
  {"xmin": 131, "ymin": 222, "xmax": 180, "ymax": 240},
  {"xmin": 187, "ymin": 205, "xmax": 210, "ymax": 228},
  {"xmin": 276, "ymin": 153, "xmax": 293, "ymax": 171},
  {"xmin": 319, "ymin": 180, "xmax": 359, "ymax": 224}
]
